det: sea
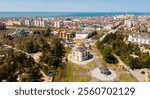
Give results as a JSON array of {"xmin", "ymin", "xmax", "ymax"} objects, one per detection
[{"xmin": 0, "ymin": 12, "xmax": 150, "ymax": 18}]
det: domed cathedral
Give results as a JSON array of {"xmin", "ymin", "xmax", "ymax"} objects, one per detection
[
  {"xmin": 70, "ymin": 39, "xmax": 89, "ymax": 62},
  {"xmin": 75, "ymin": 39, "xmax": 84, "ymax": 46}
]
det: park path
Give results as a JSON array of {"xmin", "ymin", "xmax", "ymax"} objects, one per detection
[
  {"xmin": 4, "ymin": 44, "xmax": 53, "ymax": 82},
  {"xmin": 115, "ymin": 55, "xmax": 149, "ymax": 82},
  {"xmin": 87, "ymin": 43, "xmax": 104, "ymax": 82}
]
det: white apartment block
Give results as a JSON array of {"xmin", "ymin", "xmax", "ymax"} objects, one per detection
[
  {"xmin": 54, "ymin": 21, "xmax": 64, "ymax": 28},
  {"xmin": 33, "ymin": 20, "xmax": 47, "ymax": 27},
  {"xmin": 128, "ymin": 33, "xmax": 150, "ymax": 45},
  {"xmin": 24, "ymin": 19, "xmax": 31, "ymax": 26}
]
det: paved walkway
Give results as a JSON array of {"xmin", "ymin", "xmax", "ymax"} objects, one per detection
[
  {"xmin": 99, "ymin": 29, "xmax": 117, "ymax": 41},
  {"xmin": 40, "ymin": 70, "xmax": 53, "ymax": 82},
  {"xmin": 114, "ymin": 55, "xmax": 149, "ymax": 82},
  {"xmin": 91, "ymin": 67, "xmax": 117, "ymax": 81},
  {"xmin": 89, "ymin": 44, "xmax": 117, "ymax": 81}
]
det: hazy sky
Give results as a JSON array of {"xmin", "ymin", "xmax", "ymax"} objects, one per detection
[{"xmin": 0, "ymin": 0, "xmax": 149, "ymax": 12}]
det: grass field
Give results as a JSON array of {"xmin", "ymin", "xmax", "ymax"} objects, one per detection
[
  {"xmin": 73, "ymin": 63, "xmax": 89, "ymax": 73},
  {"xmin": 119, "ymin": 73, "xmax": 138, "ymax": 82},
  {"xmin": 87, "ymin": 61, "xmax": 97, "ymax": 68},
  {"xmin": 73, "ymin": 75, "xmax": 91, "ymax": 82},
  {"xmin": 66, "ymin": 62, "xmax": 74, "ymax": 82},
  {"xmin": 66, "ymin": 62, "xmax": 91, "ymax": 82},
  {"xmin": 66, "ymin": 47, "xmax": 72, "ymax": 57}
]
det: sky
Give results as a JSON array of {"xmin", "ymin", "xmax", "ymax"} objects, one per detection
[{"xmin": 0, "ymin": 0, "xmax": 149, "ymax": 12}]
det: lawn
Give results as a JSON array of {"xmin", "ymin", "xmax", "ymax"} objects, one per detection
[
  {"xmin": 93, "ymin": 45, "xmax": 108, "ymax": 67},
  {"xmin": 73, "ymin": 74, "xmax": 91, "ymax": 82},
  {"xmin": 66, "ymin": 62, "xmax": 91, "ymax": 82},
  {"xmin": 66, "ymin": 62, "xmax": 74, "ymax": 82},
  {"xmin": 87, "ymin": 61, "xmax": 97, "ymax": 68},
  {"xmin": 119, "ymin": 73, "xmax": 137, "ymax": 82},
  {"xmin": 66, "ymin": 47, "xmax": 72, "ymax": 57},
  {"xmin": 73, "ymin": 63, "xmax": 89, "ymax": 73}
]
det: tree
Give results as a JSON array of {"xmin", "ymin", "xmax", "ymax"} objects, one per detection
[
  {"xmin": 41, "ymin": 37, "xmax": 64, "ymax": 69},
  {"xmin": 129, "ymin": 58, "xmax": 142, "ymax": 69},
  {"xmin": 104, "ymin": 54, "xmax": 118, "ymax": 64},
  {"xmin": 44, "ymin": 28, "xmax": 52, "ymax": 37},
  {"xmin": 102, "ymin": 46, "xmax": 118, "ymax": 64}
]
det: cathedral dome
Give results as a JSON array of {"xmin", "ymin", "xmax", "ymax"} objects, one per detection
[{"xmin": 76, "ymin": 39, "xmax": 84, "ymax": 46}]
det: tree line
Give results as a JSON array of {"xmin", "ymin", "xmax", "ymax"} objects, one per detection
[
  {"xmin": 97, "ymin": 32, "xmax": 150, "ymax": 69},
  {"xmin": 0, "ymin": 48, "xmax": 41, "ymax": 82},
  {"xmin": 0, "ymin": 28, "xmax": 65, "ymax": 81}
]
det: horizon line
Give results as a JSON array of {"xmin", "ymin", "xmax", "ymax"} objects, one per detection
[{"xmin": 0, "ymin": 11, "xmax": 150, "ymax": 13}]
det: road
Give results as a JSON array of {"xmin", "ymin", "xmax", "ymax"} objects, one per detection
[{"xmin": 99, "ymin": 29, "xmax": 117, "ymax": 41}]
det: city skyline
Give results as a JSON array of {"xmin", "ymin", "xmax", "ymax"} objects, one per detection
[{"xmin": 0, "ymin": 0, "xmax": 149, "ymax": 12}]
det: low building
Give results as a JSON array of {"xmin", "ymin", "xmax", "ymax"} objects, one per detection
[
  {"xmin": 128, "ymin": 33, "xmax": 150, "ymax": 45},
  {"xmin": 15, "ymin": 29, "xmax": 30, "ymax": 35},
  {"xmin": 59, "ymin": 31, "xmax": 72, "ymax": 40},
  {"xmin": 75, "ymin": 30, "xmax": 93, "ymax": 40},
  {"xmin": 51, "ymin": 31, "xmax": 58, "ymax": 35},
  {"xmin": 6, "ymin": 20, "xmax": 23, "ymax": 26},
  {"xmin": 8, "ymin": 28, "xmax": 30, "ymax": 37},
  {"xmin": 80, "ymin": 24, "xmax": 102, "ymax": 30}
]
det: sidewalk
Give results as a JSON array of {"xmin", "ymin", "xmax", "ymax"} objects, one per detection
[{"xmin": 115, "ymin": 55, "xmax": 148, "ymax": 82}]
